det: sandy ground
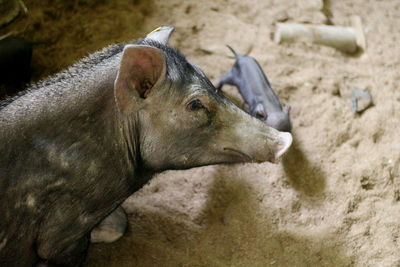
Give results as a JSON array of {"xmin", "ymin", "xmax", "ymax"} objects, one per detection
[{"xmin": 2, "ymin": 0, "xmax": 400, "ymax": 266}]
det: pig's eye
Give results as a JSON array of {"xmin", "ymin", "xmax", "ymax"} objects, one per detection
[{"xmin": 187, "ymin": 99, "xmax": 204, "ymax": 111}]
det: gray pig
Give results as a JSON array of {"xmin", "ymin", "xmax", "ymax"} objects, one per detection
[
  {"xmin": 0, "ymin": 26, "xmax": 292, "ymax": 267},
  {"xmin": 216, "ymin": 46, "xmax": 292, "ymax": 132}
]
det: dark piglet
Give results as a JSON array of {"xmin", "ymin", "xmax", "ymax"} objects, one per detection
[
  {"xmin": 216, "ymin": 46, "xmax": 292, "ymax": 132},
  {"xmin": 0, "ymin": 37, "xmax": 32, "ymax": 98},
  {"xmin": 0, "ymin": 26, "xmax": 292, "ymax": 267}
]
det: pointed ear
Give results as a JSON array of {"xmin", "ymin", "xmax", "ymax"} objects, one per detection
[
  {"xmin": 114, "ymin": 45, "xmax": 166, "ymax": 113},
  {"xmin": 145, "ymin": 26, "xmax": 175, "ymax": 45}
]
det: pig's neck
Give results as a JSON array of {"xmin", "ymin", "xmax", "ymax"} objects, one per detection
[
  {"xmin": 37, "ymin": 73, "xmax": 146, "ymax": 213},
  {"xmin": 39, "ymin": 74, "xmax": 150, "ymax": 240},
  {"xmin": 113, "ymin": 106, "xmax": 150, "ymax": 192},
  {"xmin": 80, "ymin": 79, "xmax": 148, "ymax": 195}
]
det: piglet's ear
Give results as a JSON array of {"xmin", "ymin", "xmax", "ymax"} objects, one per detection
[{"xmin": 114, "ymin": 45, "xmax": 166, "ymax": 113}]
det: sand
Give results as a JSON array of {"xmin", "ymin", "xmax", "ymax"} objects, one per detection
[{"xmin": 2, "ymin": 0, "xmax": 399, "ymax": 266}]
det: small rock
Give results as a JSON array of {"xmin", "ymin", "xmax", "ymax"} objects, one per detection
[
  {"xmin": 275, "ymin": 11, "xmax": 289, "ymax": 22},
  {"xmin": 360, "ymin": 176, "xmax": 374, "ymax": 190},
  {"xmin": 351, "ymin": 87, "xmax": 373, "ymax": 113}
]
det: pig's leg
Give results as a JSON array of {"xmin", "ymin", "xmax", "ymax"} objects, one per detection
[
  {"xmin": 36, "ymin": 234, "xmax": 89, "ymax": 267},
  {"xmin": 90, "ymin": 206, "xmax": 128, "ymax": 243},
  {"xmin": 215, "ymin": 71, "xmax": 237, "ymax": 90}
]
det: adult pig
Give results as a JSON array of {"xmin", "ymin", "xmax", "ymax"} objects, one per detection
[{"xmin": 0, "ymin": 27, "xmax": 292, "ymax": 267}]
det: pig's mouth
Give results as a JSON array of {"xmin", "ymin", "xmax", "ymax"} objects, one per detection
[{"xmin": 223, "ymin": 148, "xmax": 253, "ymax": 163}]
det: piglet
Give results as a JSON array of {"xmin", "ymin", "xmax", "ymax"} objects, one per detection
[{"xmin": 216, "ymin": 46, "xmax": 292, "ymax": 132}]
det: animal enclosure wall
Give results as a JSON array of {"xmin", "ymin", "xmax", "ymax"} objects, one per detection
[{"xmin": 2, "ymin": 0, "xmax": 400, "ymax": 266}]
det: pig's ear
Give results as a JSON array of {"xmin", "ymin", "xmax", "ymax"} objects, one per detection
[
  {"xmin": 145, "ymin": 26, "xmax": 175, "ymax": 45},
  {"xmin": 114, "ymin": 45, "xmax": 166, "ymax": 112}
]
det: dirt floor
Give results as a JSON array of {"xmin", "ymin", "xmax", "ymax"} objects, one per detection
[{"xmin": 2, "ymin": 0, "xmax": 400, "ymax": 266}]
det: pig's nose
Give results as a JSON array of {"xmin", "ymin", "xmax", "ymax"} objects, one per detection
[{"xmin": 273, "ymin": 132, "xmax": 292, "ymax": 162}]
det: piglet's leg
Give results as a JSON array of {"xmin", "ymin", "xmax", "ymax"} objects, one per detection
[{"xmin": 215, "ymin": 71, "xmax": 237, "ymax": 90}]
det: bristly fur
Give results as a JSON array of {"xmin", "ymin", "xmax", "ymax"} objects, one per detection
[
  {"xmin": 139, "ymin": 39, "xmax": 191, "ymax": 80},
  {"xmin": 0, "ymin": 43, "xmax": 124, "ymax": 110},
  {"xmin": 0, "ymin": 39, "xmax": 191, "ymax": 110}
]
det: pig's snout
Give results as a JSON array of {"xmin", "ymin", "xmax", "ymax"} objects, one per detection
[
  {"xmin": 272, "ymin": 131, "xmax": 292, "ymax": 163},
  {"xmin": 221, "ymin": 107, "xmax": 293, "ymax": 165},
  {"xmin": 222, "ymin": 113, "xmax": 293, "ymax": 163}
]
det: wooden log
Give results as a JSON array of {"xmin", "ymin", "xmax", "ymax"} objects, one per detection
[{"xmin": 274, "ymin": 20, "xmax": 365, "ymax": 53}]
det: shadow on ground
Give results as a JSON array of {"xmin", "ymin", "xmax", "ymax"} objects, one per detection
[
  {"xmin": 86, "ymin": 166, "xmax": 348, "ymax": 267},
  {"xmin": 282, "ymin": 131, "xmax": 327, "ymax": 197}
]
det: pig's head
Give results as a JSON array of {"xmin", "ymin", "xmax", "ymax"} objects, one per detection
[{"xmin": 114, "ymin": 31, "xmax": 292, "ymax": 172}]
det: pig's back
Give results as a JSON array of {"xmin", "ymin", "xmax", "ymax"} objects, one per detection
[{"xmin": 0, "ymin": 45, "xmax": 123, "ymax": 136}]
